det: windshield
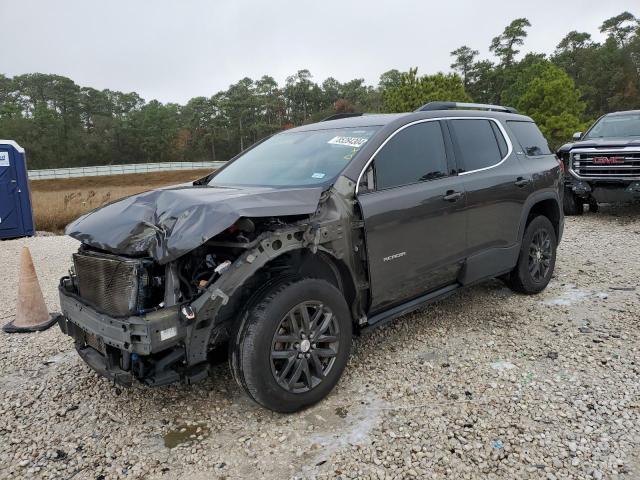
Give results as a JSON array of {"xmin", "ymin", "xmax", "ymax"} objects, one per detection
[
  {"xmin": 209, "ymin": 126, "xmax": 380, "ymax": 187},
  {"xmin": 585, "ymin": 113, "xmax": 640, "ymax": 139}
]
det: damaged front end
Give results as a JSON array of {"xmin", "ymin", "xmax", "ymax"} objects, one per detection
[{"xmin": 58, "ymin": 177, "xmax": 368, "ymax": 387}]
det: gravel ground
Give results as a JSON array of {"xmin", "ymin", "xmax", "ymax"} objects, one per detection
[{"xmin": 1, "ymin": 205, "xmax": 639, "ymax": 480}]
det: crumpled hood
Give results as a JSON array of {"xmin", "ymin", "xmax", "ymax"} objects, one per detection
[
  {"xmin": 66, "ymin": 184, "xmax": 323, "ymax": 264},
  {"xmin": 558, "ymin": 137, "xmax": 640, "ymax": 153}
]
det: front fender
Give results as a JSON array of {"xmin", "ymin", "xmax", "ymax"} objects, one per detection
[{"xmin": 183, "ymin": 222, "xmax": 345, "ymax": 365}]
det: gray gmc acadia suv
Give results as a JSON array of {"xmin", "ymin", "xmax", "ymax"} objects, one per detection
[{"xmin": 58, "ymin": 102, "xmax": 564, "ymax": 412}]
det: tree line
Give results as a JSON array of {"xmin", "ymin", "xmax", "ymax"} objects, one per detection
[{"xmin": 1, "ymin": 11, "xmax": 638, "ymax": 169}]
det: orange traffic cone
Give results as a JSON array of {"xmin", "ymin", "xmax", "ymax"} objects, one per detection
[{"xmin": 3, "ymin": 246, "xmax": 59, "ymax": 333}]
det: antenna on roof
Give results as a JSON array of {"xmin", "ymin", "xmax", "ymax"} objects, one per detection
[{"xmin": 416, "ymin": 102, "xmax": 518, "ymax": 114}]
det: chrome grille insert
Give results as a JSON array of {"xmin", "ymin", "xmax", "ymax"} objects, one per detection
[{"xmin": 571, "ymin": 149, "xmax": 640, "ymax": 179}]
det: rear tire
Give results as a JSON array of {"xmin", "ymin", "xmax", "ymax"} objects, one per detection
[
  {"xmin": 230, "ymin": 278, "xmax": 352, "ymax": 413},
  {"xmin": 507, "ymin": 215, "xmax": 557, "ymax": 295},
  {"xmin": 563, "ymin": 188, "xmax": 584, "ymax": 216}
]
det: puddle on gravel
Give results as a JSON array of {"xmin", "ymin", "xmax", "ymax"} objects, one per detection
[
  {"xmin": 0, "ymin": 350, "xmax": 77, "ymax": 390},
  {"xmin": 543, "ymin": 285, "xmax": 608, "ymax": 306},
  {"xmin": 163, "ymin": 423, "xmax": 210, "ymax": 449},
  {"xmin": 297, "ymin": 398, "xmax": 384, "ymax": 476},
  {"xmin": 307, "ymin": 398, "xmax": 383, "ymax": 450},
  {"xmin": 416, "ymin": 350, "xmax": 451, "ymax": 364}
]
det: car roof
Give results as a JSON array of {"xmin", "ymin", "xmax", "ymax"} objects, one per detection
[
  {"xmin": 288, "ymin": 113, "xmax": 408, "ymax": 131},
  {"xmin": 605, "ymin": 110, "xmax": 640, "ymax": 117},
  {"xmin": 288, "ymin": 109, "xmax": 533, "ymax": 132}
]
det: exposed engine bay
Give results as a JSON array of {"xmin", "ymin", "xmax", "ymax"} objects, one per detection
[{"xmin": 58, "ymin": 177, "xmax": 369, "ymax": 387}]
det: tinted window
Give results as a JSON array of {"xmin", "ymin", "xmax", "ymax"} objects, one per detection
[
  {"xmin": 375, "ymin": 121, "xmax": 448, "ymax": 190},
  {"xmin": 491, "ymin": 122, "xmax": 508, "ymax": 157},
  {"xmin": 450, "ymin": 119, "xmax": 503, "ymax": 172},
  {"xmin": 507, "ymin": 121, "xmax": 551, "ymax": 156}
]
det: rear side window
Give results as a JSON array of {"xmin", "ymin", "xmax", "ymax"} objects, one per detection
[
  {"xmin": 507, "ymin": 121, "xmax": 551, "ymax": 156},
  {"xmin": 449, "ymin": 119, "xmax": 504, "ymax": 172},
  {"xmin": 375, "ymin": 121, "xmax": 448, "ymax": 190}
]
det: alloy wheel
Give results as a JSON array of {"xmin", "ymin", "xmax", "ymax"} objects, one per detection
[
  {"xmin": 528, "ymin": 229, "xmax": 552, "ymax": 282},
  {"xmin": 270, "ymin": 301, "xmax": 340, "ymax": 393}
]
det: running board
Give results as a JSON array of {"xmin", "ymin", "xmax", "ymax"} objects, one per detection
[{"xmin": 361, "ymin": 283, "xmax": 461, "ymax": 332}]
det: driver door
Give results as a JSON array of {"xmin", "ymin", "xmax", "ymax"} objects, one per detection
[{"xmin": 357, "ymin": 120, "xmax": 467, "ymax": 313}]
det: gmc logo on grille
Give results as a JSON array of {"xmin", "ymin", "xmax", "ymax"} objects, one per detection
[{"xmin": 592, "ymin": 156, "xmax": 625, "ymax": 164}]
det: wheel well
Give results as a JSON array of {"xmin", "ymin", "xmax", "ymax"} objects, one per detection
[
  {"xmin": 282, "ymin": 249, "xmax": 357, "ymax": 314},
  {"xmin": 526, "ymin": 199, "xmax": 560, "ymax": 238},
  {"xmin": 217, "ymin": 249, "xmax": 358, "ymax": 331}
]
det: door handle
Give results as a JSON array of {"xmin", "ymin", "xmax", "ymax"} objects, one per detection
[
  {"xmin": 443, "ymin": 190, "xmax": 463, "ymax": 202},
  {"xmin": 514, "ymin": 177, "xmax": 531, "ymax": 187}
]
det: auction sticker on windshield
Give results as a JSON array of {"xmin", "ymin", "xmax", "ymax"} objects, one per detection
[
  {"xmin": 0, "ymin": 152, "xmax": 9, "ymax": 167},
  {"xmin": 328, "ymin": 136, "xmax": 368, "ymax": 148}
]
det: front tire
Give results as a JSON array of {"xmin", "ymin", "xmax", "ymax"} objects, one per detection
[
  {"xmin": 230, "ymin": 278, "xmax": 352, "ymax": 413},
  {"xmin": 507, "ymin": 215, "xmax": 557, "ymax": 294},
  {"xmin": 563, "ymin": 187, "xmax": 584, "ymax": 216}
]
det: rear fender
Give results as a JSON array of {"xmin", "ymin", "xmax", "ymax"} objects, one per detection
[{"xmin": 517, "ymin": 191, "xmax": 563, "ymax": 243}]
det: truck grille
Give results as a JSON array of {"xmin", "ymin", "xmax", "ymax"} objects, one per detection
[
  {"xmin": 73, "ymin": 251, "xmax": 151, "ymax": 317},
  {"xmin": 572, "ymin": 151, "xmax": 640, "ymax": 178}
]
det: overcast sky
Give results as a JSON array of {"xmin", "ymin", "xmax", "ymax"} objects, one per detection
[{"xmin": 1, "ymin": 1, "xmax": 637, "ymax": 104}]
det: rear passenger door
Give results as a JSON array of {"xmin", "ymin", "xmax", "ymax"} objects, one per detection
[
  {"xmin": 357, "ymin": 120, "xmax": 467, "ymax": 313},
  {"xmin": 448, "ymin": 118, "xmax": 531, "ymax": 258}
]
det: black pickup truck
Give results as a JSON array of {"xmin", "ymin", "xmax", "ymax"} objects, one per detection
[
  {"xmin": 57, "ymin": 102, "xmax": 563, "ymax": 412},
  {"xmin": 558, "ymin": 110, "xmax": 640, "ymax": 214}
]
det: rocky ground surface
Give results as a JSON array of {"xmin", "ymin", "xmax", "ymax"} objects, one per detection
[{"xmin": 1, "ymin": 204, "xmax": 639, "ymax": 480}]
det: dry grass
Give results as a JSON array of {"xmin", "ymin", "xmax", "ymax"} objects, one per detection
[{"xmin": 30, "ymin": 169, "xmax": 213, "ymax": 233}]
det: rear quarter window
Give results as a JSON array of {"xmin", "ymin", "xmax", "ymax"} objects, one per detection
[
  {"xmin": 507, "ymin": 121, "xmax": 552, "ymax": 156},
  {"xmin": 449, "ymin": 119, "xmax": 505, "ymax": 172}
]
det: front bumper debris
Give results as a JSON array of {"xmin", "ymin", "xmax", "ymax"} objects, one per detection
[
  {"xmin": 626, "ymin": 181, "xmax": 640, "ymax": 194},
  {"xmin": 76, "ymin": 343, "xmax": 133, "ymax": 387},
  {"xmin": 57, "ymin": 287, "xmax": 209, "ymax": 387},
  {"xmin": 58, "ymin": 287, "xmax": 183, "ymax": 354},
  {"xmin": 566, "ymin": 179, "xmax": 591, "ymax": 197}
]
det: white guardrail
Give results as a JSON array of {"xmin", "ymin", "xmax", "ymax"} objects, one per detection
[{"xmin": 28, "ymin": 161, "xmax": 226, "ymax": 180}]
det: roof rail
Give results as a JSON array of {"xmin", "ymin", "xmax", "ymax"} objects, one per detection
[
  {"xmin": 416, "ymin": 101, "xmax": 518, "ymax": 114},
  {"xmin": 321, "ymin": 112, "xmax": 363, "ymax": 122}
]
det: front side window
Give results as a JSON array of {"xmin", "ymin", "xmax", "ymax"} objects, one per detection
[
  {"xmin": 209, "ymin": 126, "xmax": 380, "ymax": 187},
  {"xmin": 374, "ymin": 121, "xmax": 448, "ymax": 190},
  {"xmin": 507, "ymin": 121, "xmax": 551, "ymax": 156},
  {"xmin": 585, "ymin": 113, "xmax": 640, "ymax": 139},
  {"xmin": 450, "ymin": 119, "xmax": 504, "ymax": 172}
]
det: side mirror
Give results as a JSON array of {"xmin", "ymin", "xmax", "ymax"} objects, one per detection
[{"xmin": 572, "ymin": 132, "xmax": 582, "ymax": 141}]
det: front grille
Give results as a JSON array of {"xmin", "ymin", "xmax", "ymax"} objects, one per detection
[
  {"xmin": 73, "ymin": 251, "xmax": 152, "ymax": 317},
  {"xmin": 572, "ymin": 151, "xmax": 640, "ymax": 178}
]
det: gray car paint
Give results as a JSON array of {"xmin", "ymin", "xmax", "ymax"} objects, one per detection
[
  {"xmin": 66, "ymin": 184, "xmax": 324, "ymax": 264},
  {"xmin": 58, "ymin": 108, "xmax": 563, "ymax": 388}
]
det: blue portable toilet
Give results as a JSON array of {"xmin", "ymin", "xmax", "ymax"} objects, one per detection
[{"xmin": 0, "ymin": 140, "xmax": 35, "ymax": 239}]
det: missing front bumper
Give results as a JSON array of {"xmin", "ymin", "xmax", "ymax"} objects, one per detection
[
  {"xmin": 58, "ymin": 286, "xmax": 183, "ymax": 354},
  {"xmin": 76, "ymin": 345, "xmax": 133, "ymax": 387},
  {"xmin": 57, "ymin": 287, "xmax": 197, "ymax": 386}
]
